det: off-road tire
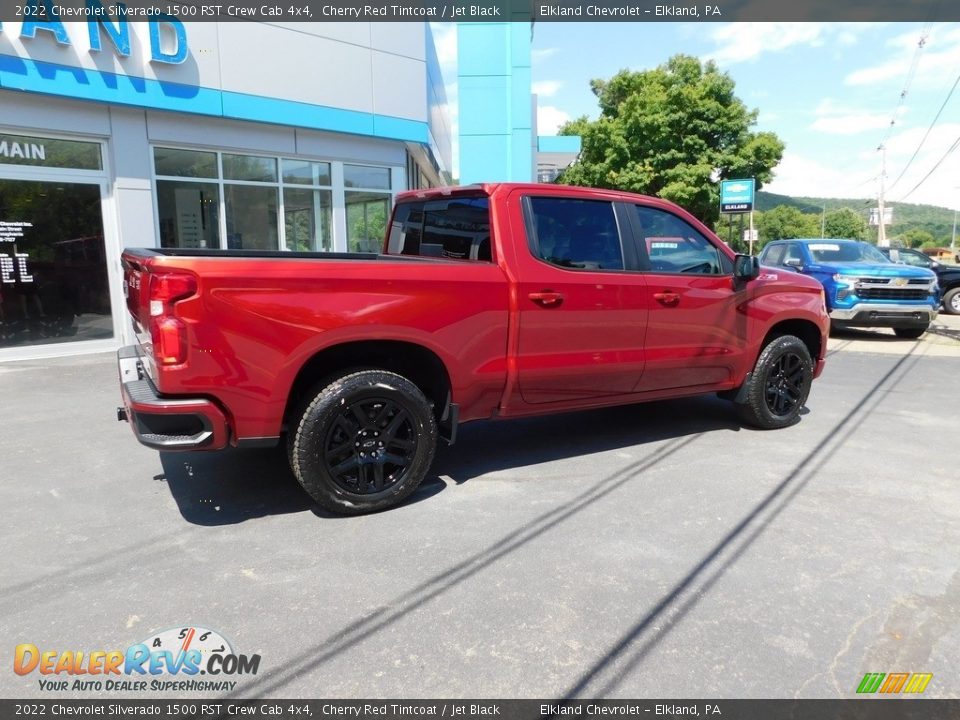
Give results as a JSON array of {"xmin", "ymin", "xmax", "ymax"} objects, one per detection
[
  {"xmin": 941, "ymin": 287, "xmax": 960, "ymax": 316},
  {"xmin": 736, "ymin": 335, "xmax": 813, "ymax": 430},
  {"xmin": 288, "ymin": 370, "xmax": 437, "ymax": 515}
]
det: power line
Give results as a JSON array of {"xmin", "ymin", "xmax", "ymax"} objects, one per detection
[
  {"xmin": 878, "ymin": 24, "xmax": 932, "ymax": 151},
  {"xmin": 888, "ymin": 69, "xmax": 960, "ymax": 191},
  {"xmin": 897, "ymin": 132, "xmax": 960, "ymax": 202}
]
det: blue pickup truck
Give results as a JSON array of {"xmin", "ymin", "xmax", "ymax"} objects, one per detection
[{"xmin": 759, "ymin": 238, "xmax": 939, "ymax": 339}]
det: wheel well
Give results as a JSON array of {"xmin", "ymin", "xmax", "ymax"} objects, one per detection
[
  {"xmin": 284, "ymin": 341, "xmax": 452, "ymax": 429},
  {"xmin": 762, "ymin": 319, "xmax": 822, "ymax": 362}
]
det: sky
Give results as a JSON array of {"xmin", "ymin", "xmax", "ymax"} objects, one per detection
[{"xmin": 429, "ymin": 22, "xmax": 960, "ymax": 212}]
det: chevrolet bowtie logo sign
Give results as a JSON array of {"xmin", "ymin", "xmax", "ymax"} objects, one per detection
[{"xmin": 857, "ymin": 672, "xmax": 933, "ymax": 694}]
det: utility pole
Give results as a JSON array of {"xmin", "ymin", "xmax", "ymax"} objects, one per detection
[
  {"xmin": 821, "ymin": 204, "xmax": 826, "ymax": 238},
  {"xmin": 952, "ymin": 207, "xmax": 957, "ymax": 252},
  {"xmin": 877, "ymin": 144, "xmax": 889, "ymax": 247}
]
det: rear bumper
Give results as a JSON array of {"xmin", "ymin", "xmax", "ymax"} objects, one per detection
[
  {"xmin": 117, "ymin": 346, "xmax": 229, "ymax": 451},
  {"xmin": 829, "ymin": 303, "xmax": 938, "ymax": 328}
]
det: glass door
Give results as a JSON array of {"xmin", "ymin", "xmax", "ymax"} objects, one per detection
[{"xmin": 0, "ymin": 178, "xmax": 113, "ymax": 351}]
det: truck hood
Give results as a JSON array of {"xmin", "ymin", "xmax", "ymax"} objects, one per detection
[{"xmin": 807, "ymin": 263, "xmax": 936, "ymax": 280}]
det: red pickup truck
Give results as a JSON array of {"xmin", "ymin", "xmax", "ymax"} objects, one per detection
[{"xmin": 118, "ymin": 183, "xmax": 829, "ymax": 514}]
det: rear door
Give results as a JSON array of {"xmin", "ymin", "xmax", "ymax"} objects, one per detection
[
  {"xmin": 508, "ymin": 189, "xmax": 649, "ymax": 405},
  {"xmin": 626, "ymin": 203, "xmax": 748, "ymax": 393}
]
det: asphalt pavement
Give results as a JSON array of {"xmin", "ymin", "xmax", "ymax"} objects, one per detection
[{"xmin": 2, "ymin": 314, "xmax": 959, "ymax": 700}]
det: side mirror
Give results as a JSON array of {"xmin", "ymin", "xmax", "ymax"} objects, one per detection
[
  {"xmin": 784, "ymin": 258, "xmax": 803, "ymax": 269},
  {"xmin": 734, "ymin": 254, "xmax": 760, "ymax": 281}
]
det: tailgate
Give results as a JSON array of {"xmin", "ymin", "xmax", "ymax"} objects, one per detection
[
  {"xmin": 122, "ymin": 251, "xmax": 150, "ymax": 331},
  {"xmin": 121, "ymin": 251, "xmax": 156, "ymax": 374}
]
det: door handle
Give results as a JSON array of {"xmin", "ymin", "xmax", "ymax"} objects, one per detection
[
  {"xmin": 653, "ymin": 291, "xmax": 681, "ymax": 307},
  {"xmin": 529, "ymin": 291, "xmax": 564, "ymax": 307}
]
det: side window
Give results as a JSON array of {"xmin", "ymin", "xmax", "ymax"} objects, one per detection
[
  {"xmin": 387, "ymin": 197, "xmax": 491, "ymax": 261},
  {"xmin": 527, "ymin": 197, "xmax": 624, "ymax": 271},
  {"xmin": 900, "ymin": 250, "xmax": 931, "ymax": 268},
  {"xmin": 783, "ymin": 243, "xmax": 804, "ymax": 265},
  {"xmin": 633, "ymin": 205, "xmax": 726, "ymax": 274},
  {"xmin": 762, "ymin": 244, "xmax": 786, "ymax": 266}
]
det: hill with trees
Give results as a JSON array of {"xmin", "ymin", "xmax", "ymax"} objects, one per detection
[{"xmin": 753, "ymin": 191, "xmax": 957, "ymax": 247}]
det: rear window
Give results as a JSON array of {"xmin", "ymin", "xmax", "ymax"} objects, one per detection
[{"xmin": 387, "ymin": 197, "xmax": 491, "ymax": 261}]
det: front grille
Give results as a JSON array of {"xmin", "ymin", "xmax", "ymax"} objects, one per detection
[
  {"xmin": 854, "ymin": 277, "xmax": 930, "ymax": 286},
  {"xmin": 858, "ymin": 288, "xmax": 930, "ymax": 301}
]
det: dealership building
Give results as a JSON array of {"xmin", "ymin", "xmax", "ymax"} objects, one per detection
[
  {"xmin": 0, "ymin": 19, "xmax": 578, "ymax": 361},
  {"xmin": 0, "ymin": 19, "xmax": 455, "ymax": 360}
]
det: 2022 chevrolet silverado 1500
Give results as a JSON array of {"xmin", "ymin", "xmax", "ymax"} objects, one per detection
[{"xmin": 118, "ymin": 183, "xmax": 829, "ymax": 514}]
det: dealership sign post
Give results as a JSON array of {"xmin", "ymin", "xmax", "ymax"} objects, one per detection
[{"xmin": 720, "ymin": 179, "xmax": 756, "ymax": 254}]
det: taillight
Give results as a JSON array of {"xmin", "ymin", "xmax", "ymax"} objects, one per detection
[{"xmin": 148, "ymin": 272, "xmax": 197, "ymax": 366}]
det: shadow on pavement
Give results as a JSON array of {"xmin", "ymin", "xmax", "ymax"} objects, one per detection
[
  {"xmin": 829, "ymin": 326, "xmax": 905, "ymax": 342},
  {"xmin": 222, "ymin": 395, "xmax": 748, "ymax": 697},
  {"xmin": 927, "ymin": 320, "xmax": 960, "ymax": 343},
  {"xmin": 431, "ymin": 394, "xmax": 740, "ymax": 484},
  {"xmin": 160, "ymin": 394, "xmax": 742, "ymax": 526},
  {"xmin": 159, "ymin": 446, "xmax": 315, "ymax": 526}
]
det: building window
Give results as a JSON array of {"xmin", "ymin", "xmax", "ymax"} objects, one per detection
[
  {"xmin": 281, "ymin": 159, "xmax": 332, "ymax": 252},
  {"xmin": 153, "ymin": 148, "xmax": 216, "ymax": 178},
  {"xmin": 344, "ymin": 164, "xmax": 390, "ymax": 190},
  {"xmin": 225, "ymin": 185, "xmax": 278, "ymax": 250},
  {"xmin": 156, "ymin": 180, "xmax": 220, "ymax": 249},
  {"xmin": 153, "ymin": 148, "xmax": 390, "ymax": 253},
  {"xmin": 345, "ymin": 164, "xmax": 392, "ymax": 253},
  {"xmin": 0, "ymin": 132, "xmax": 103, "ymax": 172}
]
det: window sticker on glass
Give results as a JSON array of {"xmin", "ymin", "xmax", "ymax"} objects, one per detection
[
  {"xmin": 650, "ymin": 241, "xmax": 680, "ymax": 249},
  {"xmin": 808, "ymin": 244, "xmax": 841, "ymax": 252}
]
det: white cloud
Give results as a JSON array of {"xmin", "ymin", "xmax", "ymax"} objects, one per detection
[
  {"xmin": 532, "ymin": 48, "xmax": 559, "ymax": 63},
  {"xmin": 704, "ymin": 22, "xmax": 873, "ymax": 66},
  {"xmin": 810, "ymin": 99, "xmax": 906, "ymax": 136},
  {"xmin": 765, "ymin": 152, "xmax": 879, "ymax": 200},
  {"xmin": 705, "ymin": 23, "xmax": 824, "ymax": 65},
  {"xmin": 880, "ymin": 123, "xmax": 960, "ymax": 206},
  {"xmin": 537, "ymin": 105, "xmax": 571, "ymax": 135},
  {"xmin": 766, "ymin": 130, "xmax": 960, "ymax": 210},
  {"xmin": 532, "ymin": 80, "xmax": 562, "ymax": 98},
  {"xmin": 845, "ymin": 26, "xmax": 960, "ymax": 88},
  {"xmin": 812, "ymin": 114, "xmax": 894, "ymax": 135}
]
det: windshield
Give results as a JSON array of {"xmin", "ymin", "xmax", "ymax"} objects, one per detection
[{"xmin": 807, "ymin": 242, "xmax": 889, "ymax": 264}]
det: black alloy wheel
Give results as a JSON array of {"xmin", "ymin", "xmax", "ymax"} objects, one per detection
[
  {"xmin": 735, "ymin": 334, "xmax": 813, "ymax": 430},
  {"xmin": 763, "ymin": 352, "xmax": 806, "ymax": 417},
  {"xmin": 323, "ymin": 397, "xmax": 418, "ymax": 495},
  {"xmin": 289, "ymin": 369, "xmax": 438, "ymax": 515}
]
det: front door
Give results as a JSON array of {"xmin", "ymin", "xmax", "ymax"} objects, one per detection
[{"xmin": 627, "ymin": 203, "xmax": 748, "ymax": 393}]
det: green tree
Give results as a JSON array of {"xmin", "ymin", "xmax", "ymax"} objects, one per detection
[
  {"xmin": 823, "ymin": 208, "xmax": 867, "ymax": 240},
  {"xmin": 557, "ymin": 55, "xmax": 784, "ymax": 225},
  {"xmin": 897, "ymin": 228, "xmax": 935, "ymax": 249},
  {"xmin": 758, "ymin": 205, "xmax": 821, "ymax": 245}
]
